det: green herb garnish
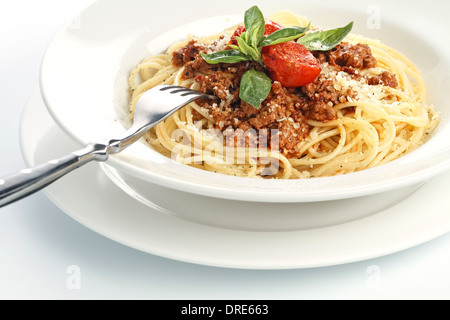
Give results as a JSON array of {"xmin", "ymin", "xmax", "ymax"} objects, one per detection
[
  {"xmin": 239, "ymin": 69, "xmax": 272, "ymax": 109},
  {"xmin": 260, "ymin": 24, "xmax": 311, "ymax": 47},
  {"xmin": 200, "ymin": 6, "xmax": 353, "ymax": 109},
  {"xmin": 297, "ymin": 22, "xmax": 354, "ymax": 51},
  {"xmin": 201, "ymin": 6, "xmax": 308, "ymax": 109},
  {"xmin": 201, "ymin": 50, "xmax": 249, "ymax": 64}
]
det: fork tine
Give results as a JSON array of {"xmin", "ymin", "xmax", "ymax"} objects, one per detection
[
  {"xmin": 170, "ymin": 88, "xmax": 195, "ymax": 94},
  {"xmin": 159, "ymin": 85, "xmax": 186, "ymax": 92},
  {"xmin": 158, "ymin": 85, "xmax": 217, "ymax": 100},
  {"xmin": 159, "ymin": 85, "xmax": 196, "ymax": 94},
  {"xmin": 159, "ymin": 85, "xmax": 197, "ymax": 94},
  {"xmin": 169, "ymin": 87, "xmax": 200, "ymax": 95},
  {"xmin": 179, "ymin": 91, "xmax": 203, "ymax": 97}
]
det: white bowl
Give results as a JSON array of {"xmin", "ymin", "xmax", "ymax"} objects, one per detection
[{"xmin": 40, "ymin": 0, "xmax": 450, "ymax": 203}]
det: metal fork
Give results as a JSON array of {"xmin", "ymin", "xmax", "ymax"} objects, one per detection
[{"xmin": 0, "ymin": 85, "xmax": 216, "ymax": 208}]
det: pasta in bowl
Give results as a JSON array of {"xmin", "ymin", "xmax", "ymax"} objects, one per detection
[
  {"xmin": 128, "ymin": 7, "xmax": 439, "ymax": 180},
  {"xmin": 40, "ymin": 0, "xmax": 450, "ymax": 202}
]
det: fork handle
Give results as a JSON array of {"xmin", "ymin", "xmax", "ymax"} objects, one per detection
[{"xmin": 0, "ymin": 143, "xmax": 108, "ymax": 208}]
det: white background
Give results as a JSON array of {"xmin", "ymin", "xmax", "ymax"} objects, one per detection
[{"xmin": 0, "ymin": 0, "xmax": 449, "ymax": 300}]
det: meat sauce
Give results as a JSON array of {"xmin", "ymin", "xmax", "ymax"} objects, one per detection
[{"xmin": 172, "ymin": 40, "xmax": 398, "ymax": 158}]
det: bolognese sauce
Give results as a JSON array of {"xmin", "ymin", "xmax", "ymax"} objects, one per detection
[
  {"xmin": 128, "ymin": 7, "xmax": 439, "ymax": 179},
  {"xmin": 172, "ymin": 39, "xmax": 398, "ymax": 158}
]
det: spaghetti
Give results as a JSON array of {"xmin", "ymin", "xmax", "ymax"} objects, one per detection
[{"xmin": 128, "ymin": 11, "xmax": 439, "ymax": 179}]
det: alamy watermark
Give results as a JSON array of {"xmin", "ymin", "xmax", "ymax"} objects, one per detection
[
  {"xmin": 66, "ymin": 265, "xmax": 81, "ymax": 290},
  {"xmin": 366, "ymin": 265, "xmax": 382, "ymax": 290},
  {"xmin": 366, "ymin": 5, "xmax": 382, "ymax": 30},
  {"xmin": 170, "ymin": 124, "xmax": 282, "ymax": 175},
  {"xmin": 68, "ymin": 16, "xmax": 82, "ymax": 30}
]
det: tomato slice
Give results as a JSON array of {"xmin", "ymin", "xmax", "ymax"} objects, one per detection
[
  {"xmin": 229, "ymin": 20, "xmax": 321, "ymax": 88},
  {"xmin": 262, "ymin": 41, "xmax": 322, "ymax": 88},
  {"xmin": 229, "ymin": 19, "xmax": 283, "ymax": 48}
]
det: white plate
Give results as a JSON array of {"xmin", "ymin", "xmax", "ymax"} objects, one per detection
[
  {"xmin": 20, "ymin": 88, "xmax": 450, "ymax": 269},
  {"xmin": 39, "ymin": 0, "xmax": 450, "ymax": 203}
]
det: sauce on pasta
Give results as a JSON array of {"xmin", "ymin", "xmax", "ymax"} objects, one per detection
[{"xmin": 128, "ymin": 10, "xmax": 440, "ymax": 179}]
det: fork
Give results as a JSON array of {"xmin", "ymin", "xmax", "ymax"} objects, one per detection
[{"xmin": 0, "ymin": 85, "xmax": 216, "ymax": 208}]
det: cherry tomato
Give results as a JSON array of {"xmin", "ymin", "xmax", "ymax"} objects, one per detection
[
  {"xmin": 229, "ymin": 19, "xmax": 283, "ymax": 48},
  {"xmin": 262, "ymin": 41, "xmax": 322, "ymax": 87}
]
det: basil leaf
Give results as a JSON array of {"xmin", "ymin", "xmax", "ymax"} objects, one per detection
[
  {"xmin": 239, "ymin": 69, "xmax": 272, "ymax": 109},
  {"xmin": 260, "ymin": 25, "xmax": 310, "ymax": 47},
  {"xmin": 235, "ymin": 34, "xmax": 252, "ymax": 56},
  {"xmin": 236, "ymin": 35, "xmax": 262, "ymax": 63},
  {"xmin": 297, "ymin": 22, "xmax": 353, "ymax": 51},
  {"xmin": 244, "ymin": 5, "xmax": 266, "ymax": 48},
  {"xmin": 200, "ymin": 50, "xmax": 249, "ymax": 64}
]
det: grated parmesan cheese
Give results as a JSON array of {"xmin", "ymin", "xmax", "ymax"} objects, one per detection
[{"xmin": 320, "ymin": 63, "xmax": 387, "ymax": 104}]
